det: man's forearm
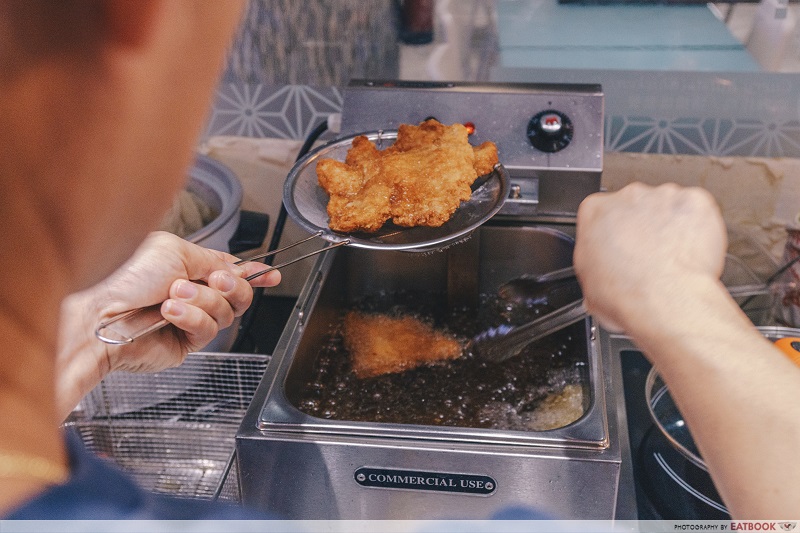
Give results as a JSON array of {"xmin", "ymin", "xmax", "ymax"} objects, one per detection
[{"xmin": 628, "ymin": 275, "xmax": 800, "ymax": 518}]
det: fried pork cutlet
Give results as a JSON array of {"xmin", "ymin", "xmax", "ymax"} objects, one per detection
[
  {"xmin": 316, "ymin": 119, "xmax": 499, "ymax": 233},
  {"xmin": 343, "ymin": 311, "xmax": 463, "ymax": 378}
]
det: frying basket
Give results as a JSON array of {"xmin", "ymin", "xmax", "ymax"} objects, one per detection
[{"xmin": 67, "ymin": 352, "xmax": 269, "ymax": 503}]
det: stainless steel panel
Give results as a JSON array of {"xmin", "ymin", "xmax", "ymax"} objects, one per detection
[
  {"xmin": 237, "ymin": 434, "xmax": 621, "ymax": 519},
  {"xmin": 341, "ymin": 81, "xmax": 604, "ymax": 173},
  {"xmin": 340, "ymin": 82, "xmax": 603, "ymax": 219}
]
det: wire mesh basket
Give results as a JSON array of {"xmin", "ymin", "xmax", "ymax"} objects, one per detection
[{"xmin": 67, "ymin": 352, "xmax": 269, "ymax": 502}]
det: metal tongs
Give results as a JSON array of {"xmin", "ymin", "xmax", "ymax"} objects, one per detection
[
  {"xmin": 468, "ymin": 299, "xmax": 588, "ymax": 363},
  {"xmin": 468, "ymin": 266, "xmax": 586, "ymax": 363},
  {"xmin": 470, "ymin": 261, "xmax": 799, "ymax": 363},
  {"xmin": 95, "ymin": 231, "xmax": 348, "ymax": 345}
]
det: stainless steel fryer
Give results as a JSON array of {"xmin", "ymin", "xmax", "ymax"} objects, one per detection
[{"xmin": 236, "ymin": 81, "xmax": 635, "ymax": 519}]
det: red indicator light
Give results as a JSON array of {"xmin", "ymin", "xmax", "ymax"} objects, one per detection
[{"xmin": 464, "ymin": 122, "xmax": 476, "ymax": 135}]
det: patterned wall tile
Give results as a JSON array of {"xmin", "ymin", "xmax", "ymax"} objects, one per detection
[
  {"xmin": 606, "ymin": 115, "xmax": 800, "ymax": 157},
  {"xmin": 216, "ymin": 2, "xmax": 800, "ymax": 157},
  {"xmin": 205, "ymin": 82, "xmax": 800, "ymax": 159},
  {"xmin": 205, "ymin": 85, "xmax": 343, "ymax": 140}
]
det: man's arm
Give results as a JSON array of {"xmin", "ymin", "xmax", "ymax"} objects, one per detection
[{"xmin": 575, "ymin": 183, "xmax": 800, "ymax": 518}]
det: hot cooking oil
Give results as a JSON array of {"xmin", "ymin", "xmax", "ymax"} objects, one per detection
[{"xmin": 295, "ymin": 290, "xmax": 588, "ymax": 430}]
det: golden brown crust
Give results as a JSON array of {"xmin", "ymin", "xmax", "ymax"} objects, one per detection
[
  {"xmin": 343, "ymin": 311, "xmax": 463, "ymax": 378},
  {"xmin": 472, "ymin": 141, "xmax": 499, "ymax": 177},
  {"xmin": 316, "ymin": 120, "xmax": 499, "ymax": 233}
]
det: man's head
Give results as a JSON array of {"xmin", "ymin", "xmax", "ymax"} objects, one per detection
[{"xmin": 0, "ymin": 0, "xmax": 245, "ymax": 291}]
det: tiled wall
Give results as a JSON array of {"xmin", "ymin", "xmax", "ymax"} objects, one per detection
[
  {"xmin": 605, "ymin": 115, "xmax": 800, "ymax": 157},
  {"xmin": 205, "ymin": 80, "xmax": 800, "ymax": 158},
  {"xmin": 209, "ymin": 1, "xmax": 800, "ymax": 158},
  {"xmin": 205, "ymin": 84, "xmax": 343, "ymax": 140}
]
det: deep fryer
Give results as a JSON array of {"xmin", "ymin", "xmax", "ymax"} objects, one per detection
[{"xmin": 235, "ymin": 81, "xmax": 636, "ymax": 519}]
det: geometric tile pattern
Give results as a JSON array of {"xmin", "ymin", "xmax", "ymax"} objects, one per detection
[
  {"xmin": 205, "ymin": 82, "xmax": 800, "ymax": 158},
  {"xmin": 204, "ymin": 84, "xmax": 343, "ymax": 141},
  {"xmin": 606, "ymin": 115, "xmax": 800, "ymax": 157}
]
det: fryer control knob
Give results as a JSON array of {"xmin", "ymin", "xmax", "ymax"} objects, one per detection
[{"xmin": 527, "ymin": 110, "xmax": 573, "ymax": 153}]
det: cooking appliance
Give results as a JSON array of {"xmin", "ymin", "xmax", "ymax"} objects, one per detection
[
  {"xmin": 236, "ymin": 81, "xmax": 634, "ymax": 519},
  {"xmin": 614, "ymin": 250, "xmax": 796, "ymax": 519}
]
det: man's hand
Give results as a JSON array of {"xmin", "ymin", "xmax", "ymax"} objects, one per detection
[
  {"xmin": 56, "ymin": 231, "xmax": 281, "ymax": 419},
  {"xmin": 574, "ymin": 182, "xmax": 728, "ymax": 334}
]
